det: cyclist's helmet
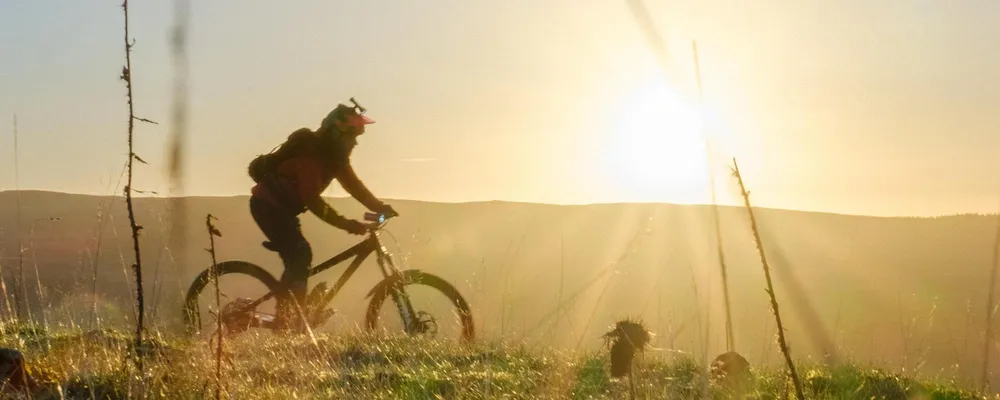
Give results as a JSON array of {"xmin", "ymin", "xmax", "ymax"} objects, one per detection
[{"xmin": 320, "ymin": 99, "xmax": 375, "ymax": 133}]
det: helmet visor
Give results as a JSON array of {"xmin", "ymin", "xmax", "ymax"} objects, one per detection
[{"xmin": 346, "ymin": 113, "xmax": 375, "ymax": 127}]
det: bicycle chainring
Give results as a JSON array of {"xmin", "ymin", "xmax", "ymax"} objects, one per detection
[{"xmin": 218, "ymin": 297, "xmax": 256, "ymax": 335}]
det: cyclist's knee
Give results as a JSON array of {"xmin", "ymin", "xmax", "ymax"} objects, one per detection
[
  {"xmin": 290, "ymin": 239, "xmax": 312, "ymax": 265},
  {"xmin": 277, "ymin": 239, "xmax": 311, "ymax": 261}
]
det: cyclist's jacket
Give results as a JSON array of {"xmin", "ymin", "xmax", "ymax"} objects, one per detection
[{"xmin": 251, "ymin": 129, "xmax": 382, "ymax": 214}]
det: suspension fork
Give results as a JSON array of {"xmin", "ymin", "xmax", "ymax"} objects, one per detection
[{"xmin": 373, "ymin": 234, "xmax": 419, "ymax": 334}]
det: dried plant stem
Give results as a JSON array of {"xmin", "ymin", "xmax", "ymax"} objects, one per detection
[
  {"xmin": 731, "ymin": 158, "xmax": 804, "ymax": 400},
  {"xmin": 206, "ymin": 214, "xmax": 224, "ymax": 400},
  {"xmin": 13, "ymin": 113, "xmax": 27, "ymax": 323},
  {"xmin": 91, "ymin": 200, "xmax": 109, "ymax": 330},
  {"xmin": 16, "ymin": 242, "xmax": 28, "ymax": 324},
  {"xmin": 980, "ymin": 208, "xmax": 1000, "ymax": 392},
  {"xmin": 120, "ymin": 0, "xmax": 149, "ymax": 374},
  {"xmin": 0, "ymin": 261, "xmax": 12, "ymax": 322},
  {"xmin": 628, "ymin": 368, "xmax": 636, "ymax": 400},
  {"xmin": 692, "ymin": 41, "xmax": 735, "ymax": 352}
]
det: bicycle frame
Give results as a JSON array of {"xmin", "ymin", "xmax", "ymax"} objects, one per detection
[{"xmin": 234, "ymin": 222, "xmax": 420, "ymax": 332}]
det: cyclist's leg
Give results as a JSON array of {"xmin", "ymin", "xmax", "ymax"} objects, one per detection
[
  {"xmin": 279, "ymin": 237, "xmax": 312, "ymax": 331},
  {"xmin": 250, "ymin": 196, "xmax": 312, "ymax": 330}
]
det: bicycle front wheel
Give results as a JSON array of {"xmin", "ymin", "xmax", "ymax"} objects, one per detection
[{"xmin": 364, "ymin": 270, "xmax": 475, "ymax": 343}]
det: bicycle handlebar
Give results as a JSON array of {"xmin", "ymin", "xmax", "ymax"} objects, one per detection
[
  {"xmin": 363, "ymin": 211, "xmax": 396, "ymax": 232},
  {"xmin": 363, "ymin": 212, "xmax": 387, "ymax": 223}
]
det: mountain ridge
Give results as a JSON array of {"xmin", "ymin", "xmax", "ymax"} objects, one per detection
[{"xmin": 1, "ymin": 189, "xmax": 986, "ymax": 220}]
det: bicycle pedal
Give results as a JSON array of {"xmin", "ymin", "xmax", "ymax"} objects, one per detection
[
  {"xmin": 256, "ymin": 312, "xmax": 276, "ymax": 324},
  {"xmin": 306, "ymin": 283, "xmax": 330, "ymax": 303}
]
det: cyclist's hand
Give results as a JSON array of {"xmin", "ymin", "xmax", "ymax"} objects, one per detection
[
  {"xmin": 341, "ymin": 219, "xmax": 368, "ymax": 235},
  {"xmin": 378, "ymin": 203, "xmax": 399, "ymax": 218}
]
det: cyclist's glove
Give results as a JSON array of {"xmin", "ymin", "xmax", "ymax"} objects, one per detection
[
  {"xmin": 341, "ymin": 219, "xmax": 367, "ymax": 235},
  {"xmin": 377, "ymin": 203, "xmax": 399, "ymax": 218}
]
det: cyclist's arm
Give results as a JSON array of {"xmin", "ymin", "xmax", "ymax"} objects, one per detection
[
  {"xmin": 305, "ymin": 196, "xmax": 350, "ymax": 228},
  {"xmin": 292, "ymin": 158, "xmax": 350, "ymax": 228},
  {"xmin": 336, "ymin": 162, "xmax": 384, "ymax": 212}
]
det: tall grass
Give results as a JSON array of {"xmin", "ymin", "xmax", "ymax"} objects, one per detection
[
  {"xmin": 731, "ymin": 158, "xmax": 805, "ymax": 400},
  {"xmin": 13, "ymin": 114, "xmax": 28, "ymax": 324},
  {"xmin": 29, "ymin": 217, "xmax": 60, "ymax": 337},
  {"xmin": 0, "ymin": 322, "xmax": 986, "ymax": 399}
]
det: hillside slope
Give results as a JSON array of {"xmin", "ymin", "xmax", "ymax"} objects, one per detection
[{"xmin": 0, "ymin": 190, "xmax": 996, "ymax": 388}]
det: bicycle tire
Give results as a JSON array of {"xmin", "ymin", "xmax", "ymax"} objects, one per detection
[
  {"xmin": 364, "ymin": 270, "xmax": 475, "ymax": 342},
  {"xmin": 182, "ymin": 260, "xmax": 282, "ymax": 336}
]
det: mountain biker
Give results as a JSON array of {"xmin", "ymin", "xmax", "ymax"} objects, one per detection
[{"xmin": 248, "ymin": 100, "xmax": 398, "ymax": 331}]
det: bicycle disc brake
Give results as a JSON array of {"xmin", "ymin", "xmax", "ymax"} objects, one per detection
[{"xmin": 410, "ymin": 311, "xmax": 438, "ymax": 339}]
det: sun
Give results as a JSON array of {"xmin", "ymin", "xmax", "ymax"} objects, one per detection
[{"xmin": 602, "ymin": 78, "xmax": 711, "ymax": 204}]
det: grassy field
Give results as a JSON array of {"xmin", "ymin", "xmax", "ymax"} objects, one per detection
[{"xmin": 0, "ymin": 322, "xmax": 990, "ymax": 399}]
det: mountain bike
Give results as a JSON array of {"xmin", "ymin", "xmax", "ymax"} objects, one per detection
[{"xmin": 181, "ymin": 212, "xmax": 475, "ymax": 342}]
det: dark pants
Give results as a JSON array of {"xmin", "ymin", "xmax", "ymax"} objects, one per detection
[{"xmin": 249, "ymin": 195, "xmax": 311, "ymax": 328}]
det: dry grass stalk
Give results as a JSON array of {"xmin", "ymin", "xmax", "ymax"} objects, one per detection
[
  {"xmin": 980, "ymin": 208, "xmax": 1000, "ymax": 392},
  {"xmin": 0, "ymin": 256, "xmax": 12, "ymax": 321},
  {"xmin": 730, "ymin": 158, "xmax": 805, "ymax": 400},
  {"xmin": 205, "ymin": 214, "xmax": 224, "ymax": 399},
  {"xmin": 11, "ymin": 113, "xmax": 24, "ymax": 323},
  {"xmin": 692, "ymin": 40, "xmax": 735, "ymax": 353},
  {"xmin": 29, "ymin": 217, "xmax": 60, "ymax": 337}
]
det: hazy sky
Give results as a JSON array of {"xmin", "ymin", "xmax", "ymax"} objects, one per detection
[{"xmin": 2, "ymin": 0, "xmax": 1000, "ymax": 217}]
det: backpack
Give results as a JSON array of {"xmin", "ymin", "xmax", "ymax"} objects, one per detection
[{"xmin": 247, "ymin": 128, "xmax": 319, "ymax": 183}]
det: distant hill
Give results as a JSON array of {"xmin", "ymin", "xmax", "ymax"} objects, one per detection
[{"xmin": 0, "ymin": 190, "xmax": 997, "ymax": 387}]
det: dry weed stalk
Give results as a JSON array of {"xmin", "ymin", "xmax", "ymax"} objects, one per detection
[
  {"xmin": 730, "ymin": 158, "xmax": 804, "ymax": 400},
  {"xmin": 205, "ymin": 214, "xmax": 224, "ymax": 400},
  {"xmin": 119, "ymin": 0, "xmax": 158, "ymax": 374}
]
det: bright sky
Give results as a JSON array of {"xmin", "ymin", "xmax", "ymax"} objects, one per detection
[{"xmin": 2, "ymin": 0, "xmax": 1000, "ymax": 217}]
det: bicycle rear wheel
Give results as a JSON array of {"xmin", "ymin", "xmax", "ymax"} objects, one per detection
[
  {"xmin": 364, "ymin": 270, "xmax": 475, "ymax": 343},
  {"xmin": 182, "ymin": 261, "xmax": 282, "ymax": 338}
]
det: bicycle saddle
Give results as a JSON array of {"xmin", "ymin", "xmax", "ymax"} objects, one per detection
[{"xmin": 261, "ymin": 241, "xmax": 280, "ymax": 252}]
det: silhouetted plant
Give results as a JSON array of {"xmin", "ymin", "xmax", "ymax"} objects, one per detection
[{"xmin": 603, "ymin": 317, "xmax": 652, "ymax": 400}]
